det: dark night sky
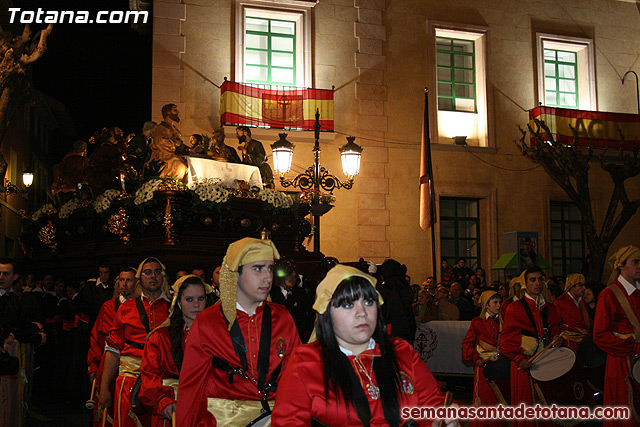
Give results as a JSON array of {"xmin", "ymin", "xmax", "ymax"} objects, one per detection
[{"xmin": 14, "ymin": 0, "xmax": 152, "ymax": 143}]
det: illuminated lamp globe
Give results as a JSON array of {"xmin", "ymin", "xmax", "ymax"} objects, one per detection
[
  {"xmin": 271, "ymin": 133, "xmax": 295, "ymax": 176},
  {"xmin": 339, "ymin": 136, "xmax": 363, "ymax": 179},
  {"xmin": 22, "ymin": 172, "xmax": 34, "ymax": 188}
]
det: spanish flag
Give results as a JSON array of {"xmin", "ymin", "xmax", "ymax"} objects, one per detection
[
  {"xmin": 220, "ymin": 81, "xmax": 334, "ymax": 131},
  {"xmin": 529, "ymin": 106, "xmax": 640, "ymax": 150}
]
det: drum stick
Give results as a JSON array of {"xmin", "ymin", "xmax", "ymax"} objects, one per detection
[
  {"xmin": 528, "ymin": 332, "xmax": 566, "ymax": 365},
  {"xmin": 438, "ymin": 391, "xmax": 453, "ymax": 427},
  {"xmin": 101, "ymin": 408, "xmax": 107, "ymax": 427},
  {"xmin": 86, "ymin": 379, "xmax": 96, "ymax": 410},
  {"xmin": 172, "ymin": 411, "xmax": 176, "ymax": 427}
]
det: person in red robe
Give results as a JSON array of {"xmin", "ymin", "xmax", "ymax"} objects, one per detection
[
  {"xmin": 176, "ymin": 238, "xmax": 301, "ymax": 427},
  {"xmin": 87, "ymin": 267, "xmax": 137, "ymax": 426},
  {"xmin": 272, "ymin": 264, "xmax": 457, "ymax": 427},
  {"xmin": 462, "ymin": 290, "xmax": 507, "ymax": 427},
  {"xmin": 500, "ymin": 266, "xmax": 562, "ymax": 426},
  {"xmin": 140, "ymin": 274, "xmax": 213, "ymax": 427},
  {"xmin": 553, "ymin": 273, "xmax": 591, "ymax": 352},
  {"xmin": 98, "ymin": 257, "xmax": 171, "ymax": 427},
  {"xmin": 593, "ymin": 245, "xmax": 640, "ymax": 427}
]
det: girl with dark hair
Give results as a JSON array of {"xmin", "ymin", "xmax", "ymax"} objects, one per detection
[
  {"xmin": 140, "ymin": 275, "xmax": 213, "ymax": 426},
  {"xmin": 272, "ymin": 265, "xmax": 457, "ymax": 426}
]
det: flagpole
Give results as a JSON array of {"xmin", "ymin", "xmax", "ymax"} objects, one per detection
[{"xmin": 423, "ymin": 88, "xmax": 438, "ymax": 279}]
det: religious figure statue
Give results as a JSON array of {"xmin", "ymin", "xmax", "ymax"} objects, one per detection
[
  {"xmin": 148, "ymin": 104, "xmax": 188, "ymax": 181},
  {"xmin": 209, "ymin": 129, "xmax": 241, "ymax": 163},
  {"xmin": 236, "ymin": 126, "xmax": 274, "ymax": 188},
  {"xmin": 126, "ymin": 121, "xmax": 157, "ymax": 171},
  {"xmin": 89, "ymin": 127, "xmax": 126, "ymax": 194},
  {"xmin": 51, "ymin": 140, "xmax": 91, "ymax": 205}
]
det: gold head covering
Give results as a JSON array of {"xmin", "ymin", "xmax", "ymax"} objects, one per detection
[
  {"xmin": 219, "ymin": 238, "xmax": 280, "ymax": 330},
  {"xmin": 312, "ymin": 264, "xmax": 383, "ymax": 314},
  {"xmin": 608, "ymin": 245, "xmax": 640, "ymax": 285},
  {"xmin": 508, "ymin": 271, "xmax": 526, "ymax": 300},
  {"xmin": 564, "ymin": 273, "xmax": 585, "ymax": 294},
  {"xmin": 479, "ymin": 290, "xmax": 500, "ymax": 318},
  {"xmin": 135, "ymin": 257, "xmax": 171, "ymax": 298},
  {"xmin": 148, "ymin": 274, "xmax": 213, "ymax": 338}
]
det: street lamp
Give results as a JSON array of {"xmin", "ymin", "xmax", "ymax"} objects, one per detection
[
  {"xmin": 22, "ymin": 171, "xmax": 34, "ymax": 187},
  {"xmin": 271, "ymin": 109, "xmax": 363, "ymax": 253}
]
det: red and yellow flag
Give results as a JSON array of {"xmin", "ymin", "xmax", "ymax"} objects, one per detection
[
  {"xmin": 220, "ymin": 81, "xmax": 334, "ymax": 131},
  {"xmin": 529, "ymin": 106, "xmax": 640, "ymax": 150}
]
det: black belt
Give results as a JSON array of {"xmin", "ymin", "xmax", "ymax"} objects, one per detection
[{"xmin": 125, "ymin": 340, "xmax": 145, "ymax": 350}]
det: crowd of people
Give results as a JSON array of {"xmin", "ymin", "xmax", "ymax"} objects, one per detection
[{"xmin": 1, "ymin": 243, "xmax": 639, "ymax": 426}]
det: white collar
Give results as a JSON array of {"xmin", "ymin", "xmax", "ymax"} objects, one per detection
[
  {"xmin": 525, "ymin": 292, "xmax": 545, "ymax": 307},
  {"xmin": 569, "ymin": 293, "xmax": 582, "ymax": 307},
  {"xmin": 96, "ymin": 278, "xmax": 109, "ymax": 289},
  {"xmin": 339, "ymin": 338, "xmax": 376, "ymax": 356},
  {"xmin": 618, "ymin": 275, "xmax": 640, "ymax": 296},
  {"xmin": 485, "ymin": 311, "xmax": 500, "ymax": 319},
  {"xmin": 141, "ymin": 290, "xmax": 170, "ymax": 302},
  {"xmin": 236, "ymin": 301, "xmax": 264, "ymax": 316},
  {"xmin": 0, "ymin": 288, "xmax": 6, "ymax": 296}
]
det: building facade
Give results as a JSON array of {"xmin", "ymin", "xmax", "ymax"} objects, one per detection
[{"xmin": 151, "ymin": 0, "xmax": 640, "ymax": 283}]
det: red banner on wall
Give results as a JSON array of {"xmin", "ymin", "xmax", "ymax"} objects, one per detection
[
  {"xmin": 220, "ymin": 81, "xmax": 334, "ymax": 131},
  {"xmin": 529, "ymin": 106, "xmax": 640, "ymax": 150}
]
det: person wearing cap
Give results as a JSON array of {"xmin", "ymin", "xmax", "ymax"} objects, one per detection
[
  {"xmin": 140, "ymin": 275, "xmax": 213, "ymax": 427},
  {"xmin": 176, "ymin": 238, "xmax": 301, "ymax": 427},
  {"xmin": 461, "ymin": 291, "xmax": 506, "ymax": 427},
  {"xmin": 593, "ymin": 245, "xmax": 640, "ymax": 427},
  {"xmin": 272, "ymin": 264, "xmax": 455, "ymax": 426},
  {"xmin": 87, "ymin": 267, "xmax": 138, "ymax": 427},
  {"xmin": 552, "ymin": 273, "xmax": 591, "ymax": 352},
  {"xmin": 499, "ymin": 265, "xmax": 562, "ymax": 426},
  {"xmin": 99, "ymin": 257, "xmax": 171, "ymax": 427}
]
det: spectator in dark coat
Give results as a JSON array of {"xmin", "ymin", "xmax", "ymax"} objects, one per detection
[{"xmin": 377, "ymin": 259, "xmax": 417, "ymax": 344}]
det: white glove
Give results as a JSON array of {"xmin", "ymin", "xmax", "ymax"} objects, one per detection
[{"xmin": 367, "ymin": 261, "xmax": 378, "ymax": 274}]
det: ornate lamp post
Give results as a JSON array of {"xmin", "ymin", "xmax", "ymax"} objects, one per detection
[{"xmin": 271, "ymin": 109, "xmax": 363, "ymax": 253}]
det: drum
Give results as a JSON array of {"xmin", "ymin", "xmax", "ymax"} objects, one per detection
[
  {"xmin": 530, "ymin": 347, "xmax": 575, "ymax": 382},
  {"xmin": 632, "ymin": 358, "xmax": 640, "ymax": 384},
  {"xmin": 483, "ymin": 354, "xmax": 511, "ymax": 382},
  {"xmin": 577, "ymin": 337, "xmax": 607, "ymax": 368}
]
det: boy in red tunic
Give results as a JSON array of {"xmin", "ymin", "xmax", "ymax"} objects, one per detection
[
  {"xmin": 98, "ymin": 258, "xmax": 171, "ymax": 427},
  {"xmin": 176, "ymin": 238, "xmax": 301, "ymax": 427},
  {"xmin": 500, "ymin": 266, "xmax": 562, "ymax": 426},
  {"xmin": 87, "ymin": 267, "xmax": 137, "ymax": 426},
  {"xmin": 462, "ymin": 291, "xmax": 507, "ymax": 427},
  {"xmin": 553, "ymin": 273, "xmax": 591, "ymax": 352},
  {"xmin": 593, "ymin": 245, "xmax": 640, "ymax": 427}
]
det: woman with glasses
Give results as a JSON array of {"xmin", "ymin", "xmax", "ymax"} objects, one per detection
[
  {"xmin": 272, "ymin": 265, "xmax": 457, "ymax": 426},
  {"xmin": 139, "ymin": 274, "xmax": 213, "ymax": 427}
]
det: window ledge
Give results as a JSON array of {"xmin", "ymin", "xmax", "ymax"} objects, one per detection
[
  {"xmin": 223, "ymin": 125, "xmax": 335, "ymax": 144},
  {"xmin": 432, "ymin": 143, "xmax": 498, "ymax": 154}
]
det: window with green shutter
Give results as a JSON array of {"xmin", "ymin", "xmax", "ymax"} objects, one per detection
[
  {"xmin": 245, "ymin": 16, "xmax": 296, "ymax": 86},
  {"xmin": 440, "ymin": 198, "xmax": 481, "ymax": 270},
  {"xmin": 436, "ymin": 37, "xmax": 476, "ymax": 113},
  {"xmin": 550, "ymin": 202, "xmax": 584, "ymax": 277},
  {"xmin": 544, "ymin": 49, "xmax": 578, "ymax": 109}
]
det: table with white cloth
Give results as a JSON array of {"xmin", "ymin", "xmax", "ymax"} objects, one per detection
[
  {"xmin": 186, "ymin": 157, "xmax": 263, "ymax": 188},
  {"xmin": 414, "ymin": 321, "xmax": 474, "ymax": 376}
]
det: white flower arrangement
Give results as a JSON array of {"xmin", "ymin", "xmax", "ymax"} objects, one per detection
[
  {"xmin": 31, "ymin": 204, "xmax": 57, "ymax": 221},
  {"xmin": 259, "ymin": 188, "xmax": 294, "ymax": 209},
  {"xmin": 134, "ymin": 179, "xmax": 163, "ymax": 205},
  {"xmin": 190, "ymin": 178, "xmax": 229, "ymax": 204},
  {"xmin": 93, "ymin": 189, "xmax": 122, "ymax": 213},
  {"xmin": 59, "ymin": 198, "xmax": 81, "ymax": 219}
]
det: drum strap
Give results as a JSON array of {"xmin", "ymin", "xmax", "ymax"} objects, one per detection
[
  {"xmin": 608, "ymin": 284, "xmax": 640, "ymax": 343},
  {"xmin": 579, "ymin": 302, "xmax": 591, "ymax": 332},
  {"xmin": 115, "ymin": 298, "xmax": 121, "ymax": 312},
  {"xmin": 520, "ymin": 298, "xmax": 549, "ymax": 344},
  {"xmin": 135, "ymin": 296, "xmax": 151, "ymax": 334},
  {"xmin": 211, "ymin": 304, "xmax": 279, "ymax": 412}
]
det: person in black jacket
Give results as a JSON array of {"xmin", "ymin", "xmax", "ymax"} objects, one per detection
[{"xmin": 377, "ymin": 259, "xmax": 417, "ymax": 344}]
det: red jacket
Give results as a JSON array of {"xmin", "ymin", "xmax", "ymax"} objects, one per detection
[
  {"xmin": 87, "ymin": 298, "xmax": 120, "ymax": 374},
  {"xmin": 272, "ymin": 338, "xmax": 445, "ymax": 426},
  {"xmin": 176, "ymin": 302, "xmax": 301, "ymax": 427}
]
